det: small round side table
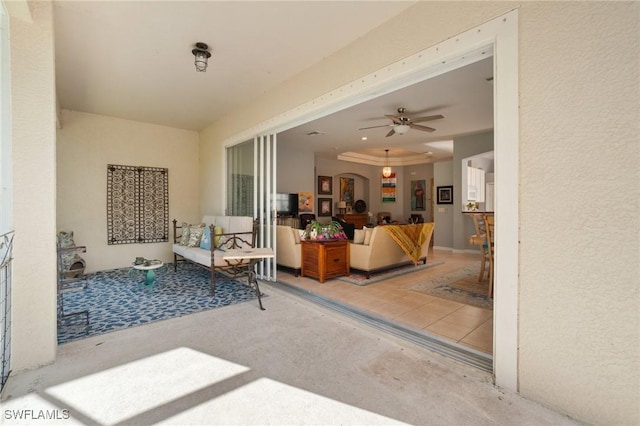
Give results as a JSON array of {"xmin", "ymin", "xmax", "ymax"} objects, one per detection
[{"xmin": 130, "ymin": 261, "xmax": 165, "ymax": 287}]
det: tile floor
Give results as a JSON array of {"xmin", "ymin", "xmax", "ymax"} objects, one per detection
[{"xmin": 275, "ymin": 249, "xmax": 493, "ymax": 355}]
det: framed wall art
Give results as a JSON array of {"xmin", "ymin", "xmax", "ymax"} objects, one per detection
[
  {"xmin": 437, "ymin": 185, "xmax": 453, "ymax": 204},
  {"xmin": 318, "ymin": 198, "xmax": 332, "ymax": 217},
  {"xmin": 318, "ymin": 175, "xmax": 332, "ymax": 195},
  {"xmin": 381, "ymin": 172, "xmax": 396, "ymax": 203},
  {"xmin": 339, "ymin": 177, "xmax": 354, "ymax": 206},
  {"xmin": 411, "ymin": 180, "xmax": 426, "ymax": 211},
  {"xmin": 298, "ymin": 192, "xmax": 313, "ymax": 213},
  {"xmin": 107, "ymin": 164, "xmax": 169, "ymax": 244}
]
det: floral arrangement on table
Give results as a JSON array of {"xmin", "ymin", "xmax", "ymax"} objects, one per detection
[{"xmin": 302, "ymin": 220, "xmax": 348, "ymax": 241}]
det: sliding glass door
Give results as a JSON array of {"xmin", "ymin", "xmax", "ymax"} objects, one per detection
[{"xmin": 226, "ymin": 133, "xmax": 277, "ymax": 282}]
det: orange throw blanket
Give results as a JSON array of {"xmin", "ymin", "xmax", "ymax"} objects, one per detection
[{"xmin": 383, "ymin": 223, "xmax": 434, "ymax": 265}]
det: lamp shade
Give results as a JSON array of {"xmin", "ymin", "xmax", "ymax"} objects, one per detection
[{"xmin": 337, "ymin": 201, "xmax": 347, "ymax": 209}]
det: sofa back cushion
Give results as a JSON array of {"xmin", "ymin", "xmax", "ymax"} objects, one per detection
[{"xmin": 202, "ymin": 215, "xmax": 254, "ymax": 234}]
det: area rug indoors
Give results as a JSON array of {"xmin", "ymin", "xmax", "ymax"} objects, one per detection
[
  {"xmin": 336, "ymin": 261, "xmax": 443, "ymax": 286},
  {"xmin": 408, "ymin": 264, "xmax": 493, "ymax": 310},
  {"xmin": 58, "ymin": 263, "xmax": 263, "ymax": 344}
]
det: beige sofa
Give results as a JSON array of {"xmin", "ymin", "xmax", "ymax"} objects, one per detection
[
  {"xmin": 276, "ymin": 225, "xmax": 301, "ymax": 276},
  {"xmin": 350, "ymin": 223, "xmax": 434, "ymax": 278}
]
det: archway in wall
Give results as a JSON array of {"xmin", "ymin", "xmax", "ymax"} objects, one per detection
[{"xmin": 333, "ymin": 172, "xmax": 370, "ymax": 215}]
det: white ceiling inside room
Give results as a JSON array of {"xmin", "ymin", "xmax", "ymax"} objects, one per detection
[{"xmin": 54, "ymin": 1, "xmax": 494, "ymax": 163}]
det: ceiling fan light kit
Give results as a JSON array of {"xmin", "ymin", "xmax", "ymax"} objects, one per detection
[
  {"xmin": 395, "ymin": 124, "xmax": 410, "ymax": 134},
  {"xmin": 192, "ymin": 42, "xmax": 212, "ymax": 72},
  {"xmin": 359, "ymin": 107, "xmax": 444, "ymax": 137}
]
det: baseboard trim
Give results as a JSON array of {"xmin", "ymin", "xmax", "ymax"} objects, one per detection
[{"xmin": 271, "ymin": 280, "xmax": 493, "ymax": 373}]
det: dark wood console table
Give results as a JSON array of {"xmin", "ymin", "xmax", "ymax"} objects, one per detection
[{"xmin": 336, "ymin": 213, "xmax": 368, "ymax": 229}]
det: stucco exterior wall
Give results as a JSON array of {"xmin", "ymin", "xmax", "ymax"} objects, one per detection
[
  {"xmin": 199, "ymin": 2, "xmax": 639, "ymax": 424},
  {"xmin": 9, "ymin": 1, "xmax": 57, "ymax": 370},
  {"xmin": 517, "ymin": 3, "xmax": 639, "ymax": 424},
  {"xmin": 57, "ymin": 110, "xmax": 200, "ymax": 272}
]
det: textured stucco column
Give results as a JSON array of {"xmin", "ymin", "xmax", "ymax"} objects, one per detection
[{"xmin": 10, "ymin": 1, "xmax": 58, "ymax": 371}]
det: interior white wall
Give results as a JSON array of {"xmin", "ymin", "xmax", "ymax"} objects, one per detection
[
  {"xmin": 198, "ymin": 2, "xmax": 639, "ymax": 424},
  {"xmin": 9, "ymin": 1, "xmax": 57, "ymax": 371},
  {"xmin": 57, "ymin": 110, "xmax": 200, "ymax": 272}
]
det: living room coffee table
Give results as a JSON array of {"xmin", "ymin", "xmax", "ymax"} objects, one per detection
[{"xmin": 130, "ymin": 260, "xmax": 165, "ymax": 288}]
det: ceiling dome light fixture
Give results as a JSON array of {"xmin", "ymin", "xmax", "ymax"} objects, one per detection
[
  {"xmin": 382, "ymin": 149, "xmax": 392, "ymax": 178},
  {"xmin": 395, "ymin": 124, "xmax": 410, "ymax": 135},
  {"xmin": 192, "ymin": 42, "xmax": 212, "ymax": 72}
]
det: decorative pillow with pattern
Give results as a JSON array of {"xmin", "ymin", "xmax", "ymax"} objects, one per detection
[
  {"xmin": 179, "ymin": 222, "xmax": 192, "ymax": 246},
  {"xmin": 187, "ymin": 224, "xmax": 206, "ymax": 247}
]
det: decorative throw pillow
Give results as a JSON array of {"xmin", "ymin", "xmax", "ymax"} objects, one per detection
[
  {"xmin": 213, "ymin": 226, "xmax": 224, "ymax": 248},
  {"xmin": 179, "ymin": 222, "xmax": 191, "ymax": 246},
  {"xmin": 187, "ymin": 224, "xmax": 206, "ymax": 247},
  {"xmin": 353, "ymin": 229, "xmax": 365, "ymax": 245},
  {"xmin": 363, "ymin": 228, "xmax": 373, "ymax": 246},
  {"xmin": 199, "ymin": 226, "xmax": 212, "ymax": 250},
  {"xmin": 292, "ymin": 228, "xmax": 301, "ymax": 244}
]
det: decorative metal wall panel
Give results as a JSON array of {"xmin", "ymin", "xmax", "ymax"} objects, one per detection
[{"xmin": 107, "ymin": 164, "xmax": 169, "ymax": 244}]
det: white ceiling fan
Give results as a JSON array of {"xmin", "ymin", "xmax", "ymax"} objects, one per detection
[{"xmin": 359, "ymin": 107, "xmax": 444, "ymax": 137}]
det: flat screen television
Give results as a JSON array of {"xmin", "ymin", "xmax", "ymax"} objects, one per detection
[{"xmin": 275, "ymin": 193, "xmax": 299, "ymax": 217}]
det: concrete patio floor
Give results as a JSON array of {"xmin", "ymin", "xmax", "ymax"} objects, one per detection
[{"xmin": 2, "ymin": 283, "xmax": 580, "ymax": 425}]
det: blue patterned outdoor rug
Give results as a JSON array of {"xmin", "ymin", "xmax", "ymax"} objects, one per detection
[
  {"xmin": 337, "ymin": 261, "xmax": 444, "ymax": 286},
  {"xmin": 58, "ymin": 263, "xmax": 263, "ymax": 344}
]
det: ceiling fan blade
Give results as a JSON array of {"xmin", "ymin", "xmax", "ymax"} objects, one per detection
[
  {"xmin": 411, "ymin": 114, "xmax": 444, "ymax": 123},
  {"xmin": 385, "ymin": 114, "xmax": 401, "ymax": 122},
  {"xmin": 409, "ymin": 123, "xmax": 436, "ymax": 132},
  {"xmin": 359, "ymin": 124, "xmax": 392, "ymax": 130},
  {"xmin": 386, "ymin": 128, "xmax": 396, "ymax": 137}
]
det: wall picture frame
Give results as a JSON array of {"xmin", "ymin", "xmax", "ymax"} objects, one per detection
[
  {"xmin": 340, "ymin": 177, "xmax": 354, "ymax": 206},
  {"xmin": 318, "ymin": 175, "xmax": 332, "ymax": 195},
  {"xmin": 318, "ymin": 198, "xmax": 332, "ymax": 217},
  {"xmin": 411, "ymin": 179, "xmax": 426, "ymax": 211},
  {"xmin": 437, "ymin": 185, "xmax": 453, "ymax": 204}
]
